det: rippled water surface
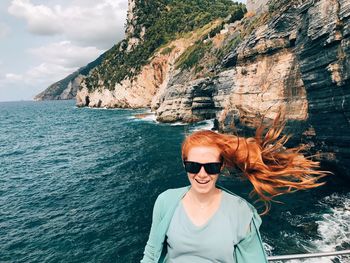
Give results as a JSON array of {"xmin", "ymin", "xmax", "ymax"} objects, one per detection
[{"xmin": 0, "ymin": 100, "xmax": 349, "ymax": 263}]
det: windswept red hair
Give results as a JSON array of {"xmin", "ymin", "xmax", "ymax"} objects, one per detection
[{"xmin": 181, "ymin": 119, "xmax": 330, "ymax": 215}]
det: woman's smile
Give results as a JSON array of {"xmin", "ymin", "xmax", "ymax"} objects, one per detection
[{"xmin": 194, "ymin": 178, "xmax": 210, "ymax": 184}]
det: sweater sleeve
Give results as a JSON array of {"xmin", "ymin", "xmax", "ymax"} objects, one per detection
[
  {"xmin": 141, "ymin": 194, "xmax": 163, "ymax": 263},
  {"xmin": 234, "ymin": 208, "xmax": 269, "ymax": 263}
]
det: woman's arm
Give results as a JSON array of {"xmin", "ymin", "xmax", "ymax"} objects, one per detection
[
  {"xmin": 234, "ymin": 209, "xmax": 269, "ymax": 263},
  {"xmin": 141, "ymin": 194, "xmax": 163, "ymax": 263}
]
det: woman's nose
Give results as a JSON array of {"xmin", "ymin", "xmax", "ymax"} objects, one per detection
[{"xmin": 197, "ymin": 166, "xmax": 208, "ymax": 177}]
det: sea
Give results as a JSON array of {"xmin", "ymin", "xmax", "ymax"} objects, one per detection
[{"xmin": 0, "ymin": 100, "xmax": 349, "ymax": 263}]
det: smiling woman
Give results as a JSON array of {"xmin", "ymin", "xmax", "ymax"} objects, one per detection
[{"xmin": 141, "ymin": 119, "xmax": 329, "ymax": 263}]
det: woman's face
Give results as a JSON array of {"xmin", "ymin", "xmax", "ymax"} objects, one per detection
[{"xmin": 185, "ymin": 146, "xmax": 222, "ymax": 195}]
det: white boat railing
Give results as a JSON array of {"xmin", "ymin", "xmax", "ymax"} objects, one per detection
[{"xmin": 268, "ymin": 249, "xmax": 350, "ymax": 261}]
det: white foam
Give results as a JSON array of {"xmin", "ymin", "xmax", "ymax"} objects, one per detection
[
  {"xmin": 82, "ymin": 106, "xmax": 133, "ymax": 111},
  {"xmin": 169, "ymin": 121, "xmax": 187, "ymax": 126},
  {"xmin": 263, "ymin": 242, "xmax": 274, "ymax": 256},
  {"xmin": 142, "ymin": 113, "xmax": 157, "ymax": 122},
  {"xmin": 128, "ymin": 111, "xmax": 159, "ymax": 123},
  {"xmin": 128, "ymin": 113, "xmax": 217, "ymax": 129},
  {"xmin": 188, "ymin": 119, "xmax": 216, "ymax": 132},
  {"xmin": 282, "ymin": 193, "xmax": 350, "ymax": 263}
]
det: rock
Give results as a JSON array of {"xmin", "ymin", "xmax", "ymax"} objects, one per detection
[
  {"xmin": 246, "ymin": 0, "xmax": 269, "ymax": 14},
  {"xmin": 294, "ymin": 0, "xmax": 350, "ymax": 177},
  {"xmin": 216, "ymin": 0, "xmax": 350, "ymax": 178},
  {"xmin": 40, "ymin": 0, "xmax": 350, "ymax": 179},
  {"xmin": 34, "ymin": 72, "xmax": 81, "ymax": 101}
]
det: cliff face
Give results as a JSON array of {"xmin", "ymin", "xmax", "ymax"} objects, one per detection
[
  {"xmin": 114, "ymin": 0, "xmax": 350, "ymax": 178},
  {"xmin": 34, "ymin": 71, "xmax": 82, "ymax": 100},
  {"xmin": 154, "ymin": 1, "xmax": 309, "ymax": 124},
  {"xmin": 39, "ymin": 0, "xmax": 350, "ymax": 178},
  {"xmin": 295, "ymin": 0, "xmax": 350, "ymax": 176},
  {"xmin": 246, "ymin": 0, "xmax": 270, "ymax": 13},
  {"xmin": 154, "ymin": 0, "xmax": 350, "ymax": 177},
  {"xmin": 76, "ymin": 21, "xmax": 223, "ymax": 109},
  {"xmin": 227, "ymin": 0, "xmax": 350, "ymax": 177}
]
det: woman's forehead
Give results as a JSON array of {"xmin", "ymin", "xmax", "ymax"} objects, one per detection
[{"xmin": 187, "ymin": 146, "xmax": 221, "ymax": 160}]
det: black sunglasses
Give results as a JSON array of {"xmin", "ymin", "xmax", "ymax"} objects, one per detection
[{"xmin": 183, "ymin": 161, "xmax": 222, "ymax": 175}]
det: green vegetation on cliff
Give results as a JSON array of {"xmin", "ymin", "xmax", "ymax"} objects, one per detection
[
  {"xmin": 176, "ymin": 40, "xmax": 213, "ymax": 71},
  {"xmin": 84, "ymin": 0, "xmax": 246, "ymax": 92}
]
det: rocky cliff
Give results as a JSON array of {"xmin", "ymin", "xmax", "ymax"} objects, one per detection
[
  {"xmin": 246, "ymin": 0, "xmax": 270, "ymax": 13},
  {"xmin": 152, "ymin": 0, "xmax": 350, "ymax": 177},
  {"xmin": 38, "ymin": 0, "xmax": 350, "ymax": 178}
]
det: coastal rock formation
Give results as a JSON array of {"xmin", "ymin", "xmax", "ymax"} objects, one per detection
[
  {"xmin": 154, "ymin": 0, "xmax": 350, "ymax": 178},
  {"xmin": 34, "ymin": 72, "xmax": 81, "ymax": 101},
  {"xmin": 38, "ymin": 0, "xmax": 350, "ymax": 178},
  {"xmin": 295, "ymin": 0, "xmax": 350, "ymax": 176},
  {"xmin": 231, "ymin": 0, "xmax": 350, "ymax": 177},
  {"xmin": 246, "ymin": 0, "xmax": 270, "ymax": 13},
  {"xmin": 76, "ymin": 36, "xmax": 204, "ymax": 108},
  {"xmin": 76, "ymin": 56, "xmax": 167, "ymax": 108},
  {"xmin": 155, "ymin": 1, "xmax": 308, "ymax": 125}
]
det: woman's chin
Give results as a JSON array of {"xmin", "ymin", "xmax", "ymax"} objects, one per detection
[{"xmin": 191, "ymin": 180, "xmax": 214, "ymax": 194}]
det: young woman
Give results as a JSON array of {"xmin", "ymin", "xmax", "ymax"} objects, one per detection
[{"xmin": 141, "ymin": 121, "xmax": 328, "ymax": 263}]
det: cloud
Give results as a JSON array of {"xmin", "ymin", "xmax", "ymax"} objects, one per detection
[
  {"xmin": 0, "ymin": 39, "xmax": 104, "ymax": 100},
  {"xmin": 0, "ymin": 63, "xmax": 73, "ymax": 86},
  {"xmin": 7, "ymin": 63, "xmax": 79, "ymax": 101},
  {"xmin": 26, "ymin": 63, "xmax": 76, "ymax": 83},
  {"xmin": 5, "ymin": 73, "xmax": 23, "ymax": 81},
  {"xmin": 29, "ymin": 41, "xmax": 103, "ymax": 68},
  {"xmin": 8, "ymin": 0, "xmax": 127, "ymax": 49},
  {"xmin": 10, "ymin": 40, "xmax": 103, "ymax": 86},
  {"xmin": 0, "ymin": 62, "xmax": 76, "ymax": 101},
  {"xmin": 0, "ymin": 22, "xmax": 10, "ymax": 38},
  {"xmin": 8, "ymin": 0, "xmax": 62, "ymax": 35}
]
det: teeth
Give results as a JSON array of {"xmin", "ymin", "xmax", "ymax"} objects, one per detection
[{"xmin": 195, "ymin": 179, "xmax": 210, "ymax": 184}]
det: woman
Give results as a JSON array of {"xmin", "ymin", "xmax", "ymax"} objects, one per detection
[{"xmin": 141, "ymin": 120, "xmax": 328, "ymax": 263}]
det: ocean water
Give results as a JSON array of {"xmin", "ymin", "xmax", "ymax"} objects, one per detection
[{"xmin": 0, "ymin": 100, "xmax": 349, "ymax": 263}]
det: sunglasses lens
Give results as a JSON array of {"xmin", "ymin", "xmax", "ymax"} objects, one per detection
[
  {"xmin": 204, "ymin": 163, "xmax": 222, "ymax": 174},
  {"xmin": 184, "ymin": 162, "xmax": 222, "ymax": 175},
  {"xmin": 184, "ymin": 162, "xmax": 201, "ymax": 173}
]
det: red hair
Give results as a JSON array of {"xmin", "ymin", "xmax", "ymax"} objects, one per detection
[{"xmin": 181, "ymin": 121, "xmax": 330, "ymax": 215}]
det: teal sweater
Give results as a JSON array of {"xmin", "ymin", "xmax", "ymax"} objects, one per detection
[{"xmin": 141, "ymin": 185, "xmax": 269, "ymax": 263}]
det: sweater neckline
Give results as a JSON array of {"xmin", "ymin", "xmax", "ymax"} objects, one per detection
[{"xmin": 180, "ymin": 190, "xmax": 224, "ymax": 229}]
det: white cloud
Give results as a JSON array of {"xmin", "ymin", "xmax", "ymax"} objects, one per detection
[
  {"xmin": 8, "ymin": 0, "xmax": 127, "ymax": 48},
  {"xmin": 0, "ymin": 62, "xmax": 76, "ymax": 101},
  {"xmin": 0, "ymin": 42, "xmax": 103, "ymax": 100},
  {"xmin": 0, "ymin": 63, "xmax": 73, "ymax": 87},
  {"xmin": 5, "ymin": 73, "xmax": 23, "ymax": 81},
  {"xmin": 0, "ymin": 39, "xmax": 101, "ymax": 99},
  {"xmin": 8, "ymin": 0, "xmax": 62, "ymax": 35},
  {"xmin": 0, "ymin": 22, "xmax": 10, "ymax": 38},
  {"xmin": 1, "ymin": 41, "xmax": 103, "ymax": 96},
  {"xmin": 26, "ymin": 63, "xmax": 75, "ymax": 83},
  {"xmin": 29, "ymin": 41, "xmax": 103, "ymax": 68}
]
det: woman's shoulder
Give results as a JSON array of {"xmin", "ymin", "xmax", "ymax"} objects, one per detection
[
  {"xmin": 157, "ymin": 186, "xmax": 190, "ymax": 201},
  {"xmin": 218, "ymin": 185, "xmax": 257, "ymax": 215},
  {"xmin": 218, "ymin": 186, "xmax": 263, "ymax": 236}
]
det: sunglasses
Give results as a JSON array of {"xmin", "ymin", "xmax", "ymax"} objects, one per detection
[{"xmin": 183, "ymin": 161, "xmax": 222, "ymax": 175}]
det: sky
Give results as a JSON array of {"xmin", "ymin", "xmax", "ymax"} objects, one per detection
[{"xmin": 0, "ymin": 0, "xmax": 245, "ymax": 102}]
